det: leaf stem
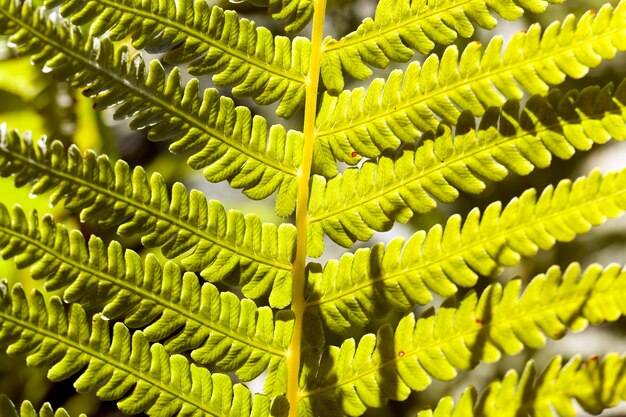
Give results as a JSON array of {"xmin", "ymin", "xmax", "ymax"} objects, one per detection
[{"xmin": 287, "ymin": 0, "xmax": 326, "ymax": 412}]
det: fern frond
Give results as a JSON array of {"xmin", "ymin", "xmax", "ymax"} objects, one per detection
[
  {"xmin": 241, "ymin": 0, "xmax": 313, "ymax": 33},
  {"xmin": 0, "ymin": 203, "xmax": 292, "ymax": 385},
  {"xmin": 308, "ymin": 83, "xmax": 626, "ymax": 249},
  {"xmin": 0, "ymin": 128, "xmax": 296, "ymax": 308},
  {"xmin": 0, "ymin": 283, "xmax": 273, "ymax": 417},
  {"xmin": 299, "ymin": 262, "xmax": 626, "ymax": 416},
  {"xmin": 314, "ymin": 2, "xmax": 626, "ymax": 175},
  {"xmin": 0, "ymin": 1, "xmax": 302, "ymax": 215},
  {"xmin": 418, "ymin": 354, "xmax": 626, "ymax": 417},
  {"xmin": 43, "ymin": 0, "xmax": 309, "ymax": 117},
  {"xmin": 306, "ymin": 169, "xmax": 626, "ymax": 333},
  {"xmin": 0, "ymin": 394, "xmax": 87, "ymax": 417},
  {"xmin": 416, "ymin": 388, "xmax": 476, "ymax": 417},
  {"xmin": 267, "ymin": 0, "xmax": 313, "ymax": 33},
  {"xmin": 321, "ymin": 0, "xmax": 564, "ymax": 93}
]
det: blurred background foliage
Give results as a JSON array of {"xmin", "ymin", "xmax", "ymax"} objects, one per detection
[{"xmin": 0, "ymin": 0, "xmax": 625, "ymax": 416}]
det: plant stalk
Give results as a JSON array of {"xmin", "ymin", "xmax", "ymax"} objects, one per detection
[{"xmin": 287, "ymin": 0, "xmax": 327, "ymax": 414}]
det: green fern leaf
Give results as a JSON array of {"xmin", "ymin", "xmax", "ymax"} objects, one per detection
[
  {"xmin": 416, "ymin": 388, "xmax": 476, "ymax": 417},
  {"xmin": 0, "ymin": 394, "xmax": 87, "ymax": 417},
  {"xmin": 268, "ymin": 0, "xmax": 313, "ymax": 33},
  {"xmin": 314, "ymin": 2, "xmax": 626, "ymax": 176},
  {"xmin": 0, "ymin": 282, "xmax": 274, "ymax": 416},
  {"xmin": 308, "ymin": 82, "xmax": 626, "ymax": 249},
  {"xmin": 299, "ymin": 262, "xmax": 626, "ymax": 415},
  {"xmin": 321, "ymin": 0, "xmax": 564, "ymax": 92},
  {"xmin": 477, "ymin": 354, "xmax": 626, "ymax": 417},
  {"xmin": 0, "ymin": 128, "xmax": 296, "ymax": 307},
  {"xmin": 244, "ymin": 0, "xmax": 313, "ymax": 33},
  {"xmin": 43, "ymin": 0, "xmax": 309, "ymax": 117},
  {"xmin": 0, "ymin": 2, "xmax": 302, "ymax": 215},
  {"xmin": 306, "ymin": 169, "xmax": 626, "ymax": 333},
  {"xmin": 1, "ymin": 0, "xmax": 625, "ymax": 415},
  {"xmin": 419, "ymin": 354, "xmax": 626, "ymax": 417},
  {"xmin": 553, "ymin": 354, "xmax": 626, "ymax": 415},
  {"xmin": 0, "ymin": 203, "xmax": 292, "ymax": 384}
]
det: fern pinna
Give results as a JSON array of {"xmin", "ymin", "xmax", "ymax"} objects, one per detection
[{"xmin": 0, "ymin": 0, "xmax": 625, "ymax": 416}]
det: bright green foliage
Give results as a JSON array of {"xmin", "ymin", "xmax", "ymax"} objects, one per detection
[
  {"xmin": 321, "ymin": 0, "xmax": 565, "ymax": 92},
  {"xmin": 0, "ymin": 128, "xmax": 296, "ymax": 307},
  {"xmin": 0, "ymin": 0, "xmax": 303, "ymax": 215},
  {"xmin": 306, "ymin": 169, "xmax": 626, "ymax": 333},
  {"xmin": 418, "ymin": 354, "xmax": 626, "ymax": 417},
  {"xmin": 308, "ymin": 83, "xmax": 626, "ymax": 249},
  {"xmin": 0, "ymin": 394, "xmax": 86, "ymax": 417},
  {"xmin": 266, "ymin": 0, "xmax": 313, "ymax": 33},
  {"xmin": 0, "ymin": 282, "xmax": 275, "ymax": 416},
  {"xmin": 315, "ymin": 2, "xmax": 626, "ymax": 174},
  {"xmin": 44, "ymin": 0, "xmax": 310, "ymax": 117},
  {"xmin": 0, "ymin": 0, "xmax": 625, "ymax": 416},
  {"xmin": 300, "ymin": 262, "xmax": 626, "ymax": 415},
  {"xmin": 0, "ymin": 202, "xmax": 292, "ymax": 383}
]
